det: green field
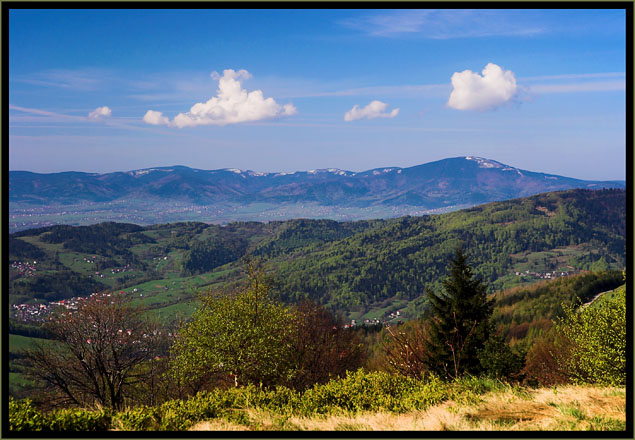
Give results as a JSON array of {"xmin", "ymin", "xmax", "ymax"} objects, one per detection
[{"xmin": 9, "ymin": 334, "xmax": 56, "ymax": 353}]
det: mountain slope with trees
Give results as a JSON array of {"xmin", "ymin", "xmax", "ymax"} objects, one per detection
[
  {"xmin": 269, "ymin": 188, "xmax": 625, "ymax": 316},
  {"xmin": 8, "ymin": 189, "xmax": 625, "ymax": 322}
]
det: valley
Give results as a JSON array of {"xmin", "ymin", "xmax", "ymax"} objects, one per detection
[{"xmin": 9, "ymin": 188, "xmax": 626, "ymax": 325}]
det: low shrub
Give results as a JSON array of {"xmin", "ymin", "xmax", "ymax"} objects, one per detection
[
  {"xmin": 45, "ymin": 408, "xmax": 111, "ymax": 431},
  {"xmin": 11, "ymin": 370, "xmax": 551, "ymax": 431},
  {"xmin": 9, "ymin": 398, "xmax": 111, "ymax": 431},
  {"xmin": 9, "ymin": 398, "xmax": 47, "ymax": 431},
  {"xmin": 299, "ymin": 369, "xmax": 446, "ymax": 415},
  {"xmin": 114, "ymin": 406, "xmax": 162, "ymax": 431}
]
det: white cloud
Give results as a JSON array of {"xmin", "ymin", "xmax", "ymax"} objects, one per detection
[
  {"xmin": 344, "ymin": 100, "xmax": 399, "ymax": 121},
  {"xmin": 447, "ymin": 63, "xmax": 517, "ymax": 111},
  {"xmin": 143, "ymin": 69, "xmax": 297, "ymax": 128},
  {"xmin": 142, "ymin": 110, "xmax": 171, "ymax": 126},
  {"xmin": 88, "ymin": 106, "xmax": 112, "ymax": 119}
]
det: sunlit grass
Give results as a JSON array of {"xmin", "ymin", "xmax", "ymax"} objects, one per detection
[{"xmin": 187, "ymin": 384, "xmax": 626, "ymax": 431}]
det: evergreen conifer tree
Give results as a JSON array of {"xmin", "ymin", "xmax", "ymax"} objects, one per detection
[{"xmin": 426, "ymin": 247, "xmax": 494, "ymax": 379}]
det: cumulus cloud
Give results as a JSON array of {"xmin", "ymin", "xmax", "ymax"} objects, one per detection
[
  {"xmin": 447, "ymin": 63, "xmax": 517, "ymax": 111},
  {"xmin": 88, "ymin": 106, "xmax": 112, "ymax": 119},
  {"xmin": 143, "ymin": 69, "xmax": 297, "ymax": 128},
  {"xmin": 143, "ymin": 110, "xmax": 171, "ymax": 126},
  {"xmin": 344, "ymin": 100, "xmax": 400, "ymax": 121}
]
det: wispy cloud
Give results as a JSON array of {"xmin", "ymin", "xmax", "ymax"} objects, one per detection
[
  {"xmin": 318, "ymin": 83, "xmax": 450, "ymax": 98},
  {"xmin": 519, "ymin": 72, "xmax": 625, "ymax": 82},
  {"xmin": 527, "ymin": 80, "xmax": 625, "ymax": 94},
  {"xmin": 13, "ymin": 68, "xmax": 113, "ymax": 91},
  {"xmin": 9, "ymin": 104, "xmax": 87, "ymax": 121},
  {"xmin": 143, "ymin": 69, "xmax": 297, "ymax": 128},
  {"xmin": 9, "ymin": 104, "xmax": 173, "ymax": 134},
  {"xmin": 518, "ymin": 72, "xmax": 625, "ymax": 94},
  {"xmin": 340, "ymin": 10, "xmax": 545, "ymax": 39}
]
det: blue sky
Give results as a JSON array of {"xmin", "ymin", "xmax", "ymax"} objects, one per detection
[{"xmin": 8, "ymin": 8, "xmax": 627, "ymax": 180}]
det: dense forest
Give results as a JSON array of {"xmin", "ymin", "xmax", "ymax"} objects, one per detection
[
  {"xmin": 269, "ymin": 189, "xmax": 625, "ymax": 313},
  {"xmin": 8, "ymin": 189, "xmax": 625, "ymax": 320}
]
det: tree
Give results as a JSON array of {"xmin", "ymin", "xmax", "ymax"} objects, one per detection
[
  {"xmin": 426, "ymin": 247, "xmax": 494, "ymax": 379},
  {"xmin": 477, "ymin": 334, "xmax": 525, "ymax": 381},
  {"xmin": 555, "ymin": 284, "xmax": 626, "ymax": 386},
  {"xmin": 22, "ymin": 293, "xmax": 164, "ymax": 410},
  {"xmin": 287, "ymin": 301, "xmax": 367, "ymax": 390},
  {"xmin": 171, "ymin": 257, "xmax": 296, "ymax": 389},
  {"xmin": 521, "ymin": 327, "xmax": 572, "ymax": 386},
  {"xmin": 381, "ymin": 319, "xmax": 431, "ymax": 380}
]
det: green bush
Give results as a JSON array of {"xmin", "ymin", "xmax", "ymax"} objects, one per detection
[
  {"xmin": 45, "ymin": 408, "xmax": 111, "ymax": 431},
  {"xmin": 9, "ymin": 398, "xmax": 47, "ymax": 431},
  {"xmin": 114, "ymin": 406, "xmax": 162, "ymax": 431},
  {"xmin": 9, "ymin": 398, "xmax": 111, "ymax": 431},
  {"xmin": 556, "ymin": 285, "xmax": 626, "ymax": 386},
  {"xmin": 478, "ymin": 335, "xmax": 525, "ymax": 380},
  {"xmin": 299, "ymin": 369, "xmax": 446, "ymax": 415}
]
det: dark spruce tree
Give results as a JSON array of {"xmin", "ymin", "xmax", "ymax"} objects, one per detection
[{"xmin": 426, "ymin": 247, "xmax": 494, "ymax": 379}]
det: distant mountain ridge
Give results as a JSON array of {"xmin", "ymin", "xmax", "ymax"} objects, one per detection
[{"xmin": 9, "ymin": 156, "xmax": 625, "ymax": 208}]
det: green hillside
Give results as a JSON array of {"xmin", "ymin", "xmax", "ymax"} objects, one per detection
[
  {"xmin": 492, "ymin": 271, "xmax": 625, "ymax": 345},
  {"xmin": 8, "ymin": 189, "xmax": 625, "ymax": 324},
  {"xmin": 269, "ymin": 189, "xmax": 625, "ymax": 319}
]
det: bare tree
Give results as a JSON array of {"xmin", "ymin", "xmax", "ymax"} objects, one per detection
[
  {"xmin": 22, "ymin": 293, "xmax": 164, "ymax": 410},
  {"xmin": 381, "ymin": 320, "xmax": 431, "ymax": 379},
  {"xmin": 288, "ymin": 301, "xmax": 367, "ymax": 390}
]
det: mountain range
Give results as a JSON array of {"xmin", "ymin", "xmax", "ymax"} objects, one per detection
[{"xmin": 9, "ymin": 156, "xmax": 625, "ymax": 209}]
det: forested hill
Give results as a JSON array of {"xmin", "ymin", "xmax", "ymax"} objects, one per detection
[
  {"xmin": 268, "ymin": 188, "xmax": 625, "ymax": 315},
  {"xmin": 9, "ymin": 189, "xmax": 625, "ymax": 321}
]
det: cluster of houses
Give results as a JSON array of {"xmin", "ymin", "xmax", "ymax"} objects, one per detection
[
  {"xmin": 11, "ymin": 291, "xmax": 130, "ymax": 323},
  {"xmin": 74, "ymin": 255, "xmax": 135, "ymax": 279},
  {"xmin": 514, "ymin": 268, "xmax": 575, "ymax": 280},
  {"xmin": 11, "ymin": 302, "xmax": 49, "ymax": 323},
  {"xmin": 344, "ymin": 311, "xmax": 403, "ymax": 329},
  {"xmin": 11, "ymin": 260, "xmax": 38, "ymax": 277}
]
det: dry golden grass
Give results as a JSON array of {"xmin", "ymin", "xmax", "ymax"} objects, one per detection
[
  {"xmin": 189, "ymin": 385, "xmax": 626, "ymax": 431},
  {"xmin": 286, "ymin": 411, "xmax": 426, "ymax": 431},
  {"xmin": 189, "ymin": 420, "xmax": 250, "ymax": 431}
]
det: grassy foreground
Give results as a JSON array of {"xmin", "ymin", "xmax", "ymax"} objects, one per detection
[
  {"xmin": 9, "ymin": 371, "xmax": 626, "ymax": 432},
  {"xmin": 188, "ymin": 385, "xmax": 626, "ymax": 431}
]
